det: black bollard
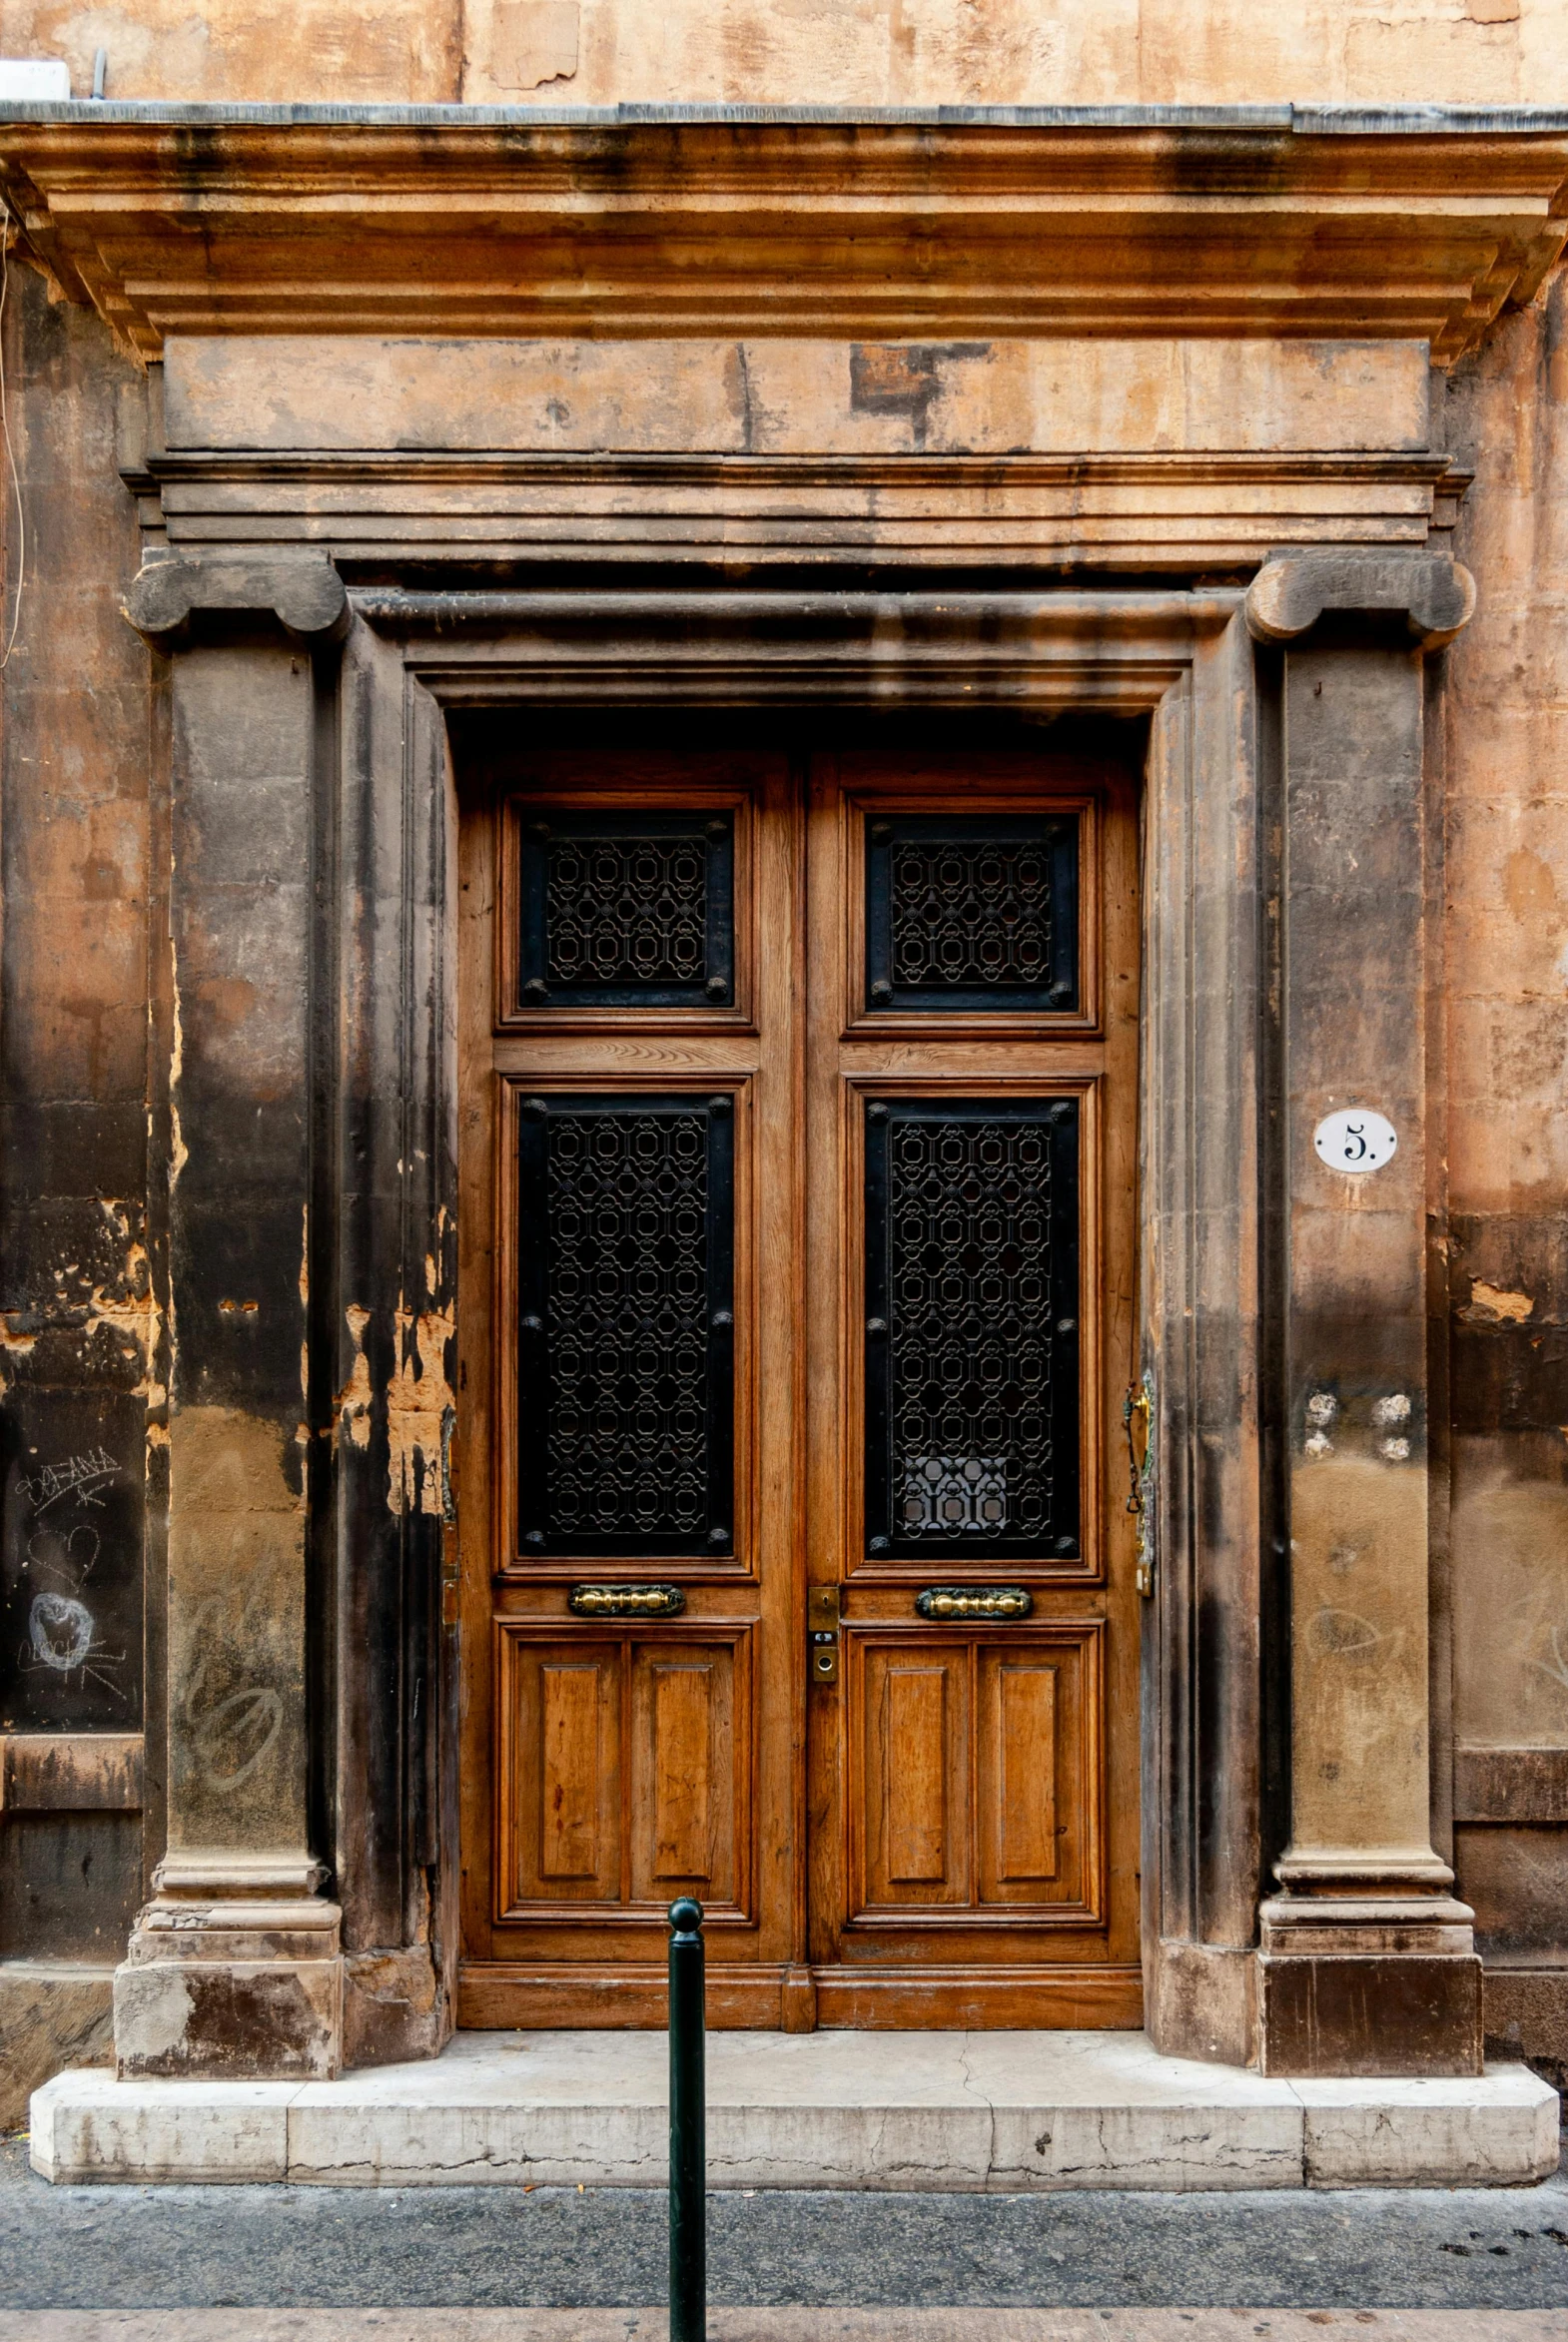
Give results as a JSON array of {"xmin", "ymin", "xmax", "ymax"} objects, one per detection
[{"xmin": 667, "ymin": 1895, "xmax": 707, "ymax": 2342}]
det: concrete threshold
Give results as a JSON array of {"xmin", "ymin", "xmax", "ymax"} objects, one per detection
[{"xmin": 27, "ymin": 2029, "xmax": 1559, "ymax": 2190}]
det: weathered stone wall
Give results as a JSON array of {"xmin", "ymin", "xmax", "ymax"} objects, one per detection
[
  {"xmin": 0, "ymin": 0, "xmax": 1564, "ymax": 106},
  {"xmin": 0, "ymin": 265, "xmax": 151, "ymax": 2118},
  {"xmin": 1440, "ymin": 264, "xmax": 1568, "ymax": 2081}
]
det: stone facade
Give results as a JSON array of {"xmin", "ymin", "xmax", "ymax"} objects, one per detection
[{"xmin": 1, "ymin": 11, "xmax": 1568, "ymax": 2148}]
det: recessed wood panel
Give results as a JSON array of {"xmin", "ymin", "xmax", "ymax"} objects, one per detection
[
  {"xmin": 993, "ymin": 1664, "xmax": 1058, "ymax": 1881},
  {"xmin": 977, "ymin": 1632, "xmax": 1096, "ymax": 1913},
  {"xmin": 498, "ymin": 1634, "xmax": 621, "ymax": 1913},
  {"xmin": 849, "ymin": 1622, "xmax": 1102, "ymax": 1927},
  {"xmin": 540, "ymin": 1665, "xmax": 605, "ymax": 1880},
  {"xmin": 859, "ymin": 1640, "xmax": 970, "ymax": 1908},
  {"xmin": 496, "ymin": 1620, "xmax": 751, "ymax": 1924},
  {"xmin": 630, "ymin": 1642, "xmax": 739, "ymax": 1902}
]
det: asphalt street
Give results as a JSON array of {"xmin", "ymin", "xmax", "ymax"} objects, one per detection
[{"xmin": 4, "ymin": 2133, "xmax": 1568, "ymax": 2312}]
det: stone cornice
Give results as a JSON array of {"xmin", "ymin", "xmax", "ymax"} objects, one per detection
[
  {"xmin": 125, "ymin": 447, "xmax": 1465, "ymax": 576},
  {"xmin": 0, "ymin": 112, "xmax": 1564, "ymax": 363}
]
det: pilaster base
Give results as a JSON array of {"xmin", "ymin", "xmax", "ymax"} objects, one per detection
[
  {"xmin": 1257, "ymin": 1895, "xmax": 1483, "ymax": 2076},
  {"xmin": 114, "ymin": 1851, "xmax": 343, "ymax": 2082}
]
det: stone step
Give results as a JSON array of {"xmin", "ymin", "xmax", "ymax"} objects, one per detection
[{"xmin": 28, "ymin": 2030, "xmax": 1559, "ymax": 2191}]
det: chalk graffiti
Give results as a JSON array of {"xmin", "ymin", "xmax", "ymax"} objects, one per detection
[
  {"xmin": 180, "ymin": 1589, "xmax": 284, "ymax": 1795},
  {"xmin": 28, "ymin": 1590, "xmax": 94, "ymax": 1671},
  {"xmin": 1529, "ymin": 1623, "xmax": 1568, "ymax": 1697},
  {"xmin": 17, "ymin": 1446, "xmax": 118, "ymax": 1513},
  {"xmin": 10, "ymin": 1444, "xmax": 128, "ymax": 1700}
]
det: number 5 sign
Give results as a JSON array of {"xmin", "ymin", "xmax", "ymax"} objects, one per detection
[{"xmin": 1312, "ymin": 1107, "xmax": 1398, "ymax": 1173}]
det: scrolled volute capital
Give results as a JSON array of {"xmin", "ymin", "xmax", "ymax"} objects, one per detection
[
  {"xmin": 121, "ymin": 550, "xmax": 350, "ymax": 648},
  {"xmin": 1245, "ymin": 551, "xmax": 1476, "ymax": 651}
]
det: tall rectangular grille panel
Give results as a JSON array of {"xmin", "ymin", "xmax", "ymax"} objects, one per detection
[
  {"xmin": 865, "ymin": 1099, "xmax": 1080, "ymax": 1560},
  {"xmin": 517, "ymin": 1095, "xmax": 734, "ymax": 1557}
]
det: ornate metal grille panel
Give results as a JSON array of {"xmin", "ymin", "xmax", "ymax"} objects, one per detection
[
  {"xmin": 518, "ymin": 810, "xmax": 734, "ymax": 1007},
  {"xmin": 517, "ymin": 1095, "xmax": 734, "ymax": 1558},
  {"xmin": 865, "ymin": 1099, "xmax": 1080, "ymax": 1561},
  {"xmin": 865, "ymin": 815, "xmax": 1078, "ymax": 1012}
]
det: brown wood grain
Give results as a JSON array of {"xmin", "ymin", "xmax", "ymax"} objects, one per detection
[
  {"xmin": 458, "ymin": 741, "xmax": 1142, "ymax": 2027},
  {"xmin": 994, "ymin": 1661, "xmax": 1059, "ymax": 1883},
  {"xmin": 805, "ymin": 747, "xmax": 1140, "ymax": 2011}
]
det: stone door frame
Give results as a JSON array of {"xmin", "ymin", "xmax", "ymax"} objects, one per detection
[{"xmin": 116, "ymin": 553, "xmax": 1474, "ymax": 2079}]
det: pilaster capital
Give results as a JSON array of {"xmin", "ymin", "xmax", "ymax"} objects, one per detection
[
  {"xmin": 121, "ymin": 549, "xmax": 350, "ymax": 648},
  {"xmin": 1245, "ymin": 549, "xmax": 1476, "ymax": 651}
]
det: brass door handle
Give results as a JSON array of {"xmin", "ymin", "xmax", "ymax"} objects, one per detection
[
  {"xmin": 569, "ymin": 1584, "xmax": 686, "ymax": 1617},
  {"xmin": 915, "ymin": 1586, "xmax": 1033, "ymax": 1620}
]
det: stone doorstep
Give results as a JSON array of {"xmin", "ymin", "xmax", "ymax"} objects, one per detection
[{"xmin": 27, "ymin": 2030, "xmax": 1560, "ymax": 2191}]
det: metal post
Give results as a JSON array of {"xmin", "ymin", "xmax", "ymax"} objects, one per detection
[{"xmin": 668, "ymin": 1895, "xmax": 706, "ymax": 2342}]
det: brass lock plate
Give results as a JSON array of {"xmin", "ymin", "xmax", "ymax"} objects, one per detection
[{"xmin": 808, "ymin": 1583, "xmax": 841, "ymax": 1684}]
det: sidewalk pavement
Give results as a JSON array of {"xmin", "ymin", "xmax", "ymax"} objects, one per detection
[
  {"xmin": 4, "ymin": 2131, "xmax": 1567, "ymax": 2319},
  {"xmin": 5, "ymin": 2312, "xmax": 1568, "ymax": 2340}
]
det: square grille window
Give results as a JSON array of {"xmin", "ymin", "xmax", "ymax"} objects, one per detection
[
  {"xmin": 865, "ymin": 814, "xmax": 1078, "ymax": 1013},
  {"xmin": 517, "ymin": 1094, "xmax": 735, "ymax": 1558},
  {"xmin": 518, "ymin": 811, "xmax": 735, "ymax": 1007},
  {"xmin": 864, "ymin": 1098, "xmax": 1080, "ymax": 1560}
]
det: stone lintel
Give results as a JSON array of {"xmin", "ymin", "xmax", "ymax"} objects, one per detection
[
  {"xmin": 1245, "ymin": 549, "xmax": 1476, "ymax": 648},
  {"xmin": 121, "ymin": 549, "xmax": 350, "ymax": 647}
]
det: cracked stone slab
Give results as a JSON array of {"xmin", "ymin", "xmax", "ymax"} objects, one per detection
[
  {"xmin": 28, "ymin": 2070, "xmax": 299, "ymax": 2184},
  {"xmin": 28, "ymin": 2031, "xmax": 1560, "ymax": 2190},
  {"xmin": 1295, "ymin": 2070, "xmax": 1563, "ymax": 2187}
]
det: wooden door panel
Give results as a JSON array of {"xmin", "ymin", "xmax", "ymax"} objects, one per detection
[
  {"xmin": 629, "ymin": 1638, "xmax": 743, "ymax": 1908},
  {"xmin": 498, "ymin": 1633, "xmax": 621, "ymax": 1913},
  {"xmin": 857, "ymin": 1641, "xmax": 970, "ymax": 1908},
  {"xmin": 988, "ymin": 1659, "xmax": 1059, "ymax": 1884},
  {"xmin": 976, "ymin": 1633, "xmax": 1099, "ymax": 1913},
  {"xmin": 497, "ymin": 1621, "xmax": 752, "ymax": 1924},
  {"xmin": 849, "ymin": 1621, "xmax": 1103, "ymax": 1928}
]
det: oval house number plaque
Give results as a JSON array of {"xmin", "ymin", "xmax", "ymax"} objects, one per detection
[{"xmin": 1312, "ymin": 1108, "xmax": 1398, "ymax": 1174}]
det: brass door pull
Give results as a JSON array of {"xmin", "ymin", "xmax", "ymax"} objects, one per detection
[
  {"xmin": 915, "ymin": 1586, "xmax": 1033, "ymax": 1620},
  {"xmin": 569, "ymin": 1584, "xmax": 686, "ymax": 1617}
]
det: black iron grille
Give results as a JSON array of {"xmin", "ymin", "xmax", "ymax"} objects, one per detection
[
  {"xmin": 518, "ymin": 810, "xmax": 735, "ymax": 1007},
  {"xmin": 865, "ymin": 1098, "xmax": 1080, "ymax": 1560},
  {"xmin": 865, "ymin": 814, "xmax": 1078, "ymax": 1012},
  {"xmin": 517, "ymin": 1095, "xmax": 734, "ymax": 1557}
]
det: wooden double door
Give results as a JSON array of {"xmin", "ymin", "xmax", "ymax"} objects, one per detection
[{"xmin": 457, "ymin": 740, "xmax": 1142, "ymax": 2028}]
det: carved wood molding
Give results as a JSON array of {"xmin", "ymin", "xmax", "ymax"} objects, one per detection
[{"xmin": 1, "ymin": 112, "xmax": 1565, "ymax": 362}]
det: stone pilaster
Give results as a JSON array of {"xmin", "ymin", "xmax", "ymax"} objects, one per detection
[
  {"xmin": 114, "ymin": 553, "xmax": 349, "ymax": 2079},
  {"xmin": 1247, "ymin": 550, "xmax": 1482, "ymax": 2076}
]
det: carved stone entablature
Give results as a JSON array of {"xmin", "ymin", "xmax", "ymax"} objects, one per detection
[
  {"xmin": 120, "ymin": 549, "xmax": 350, "ymax": 647},
  {"xmin": 0, "ymin": 107, "xmax": 1565, "ymax": 362},
  {"xmin": 1245, "ymin": 549, "xmax": 1476, "ymax": 650}
]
